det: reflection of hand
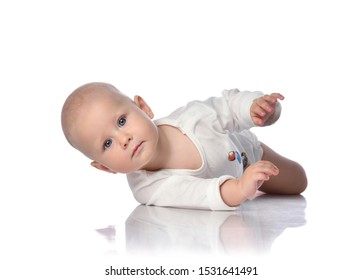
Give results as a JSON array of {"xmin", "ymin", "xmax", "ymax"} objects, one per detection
[
  {"xmin": 219, "ymin": 214, "xmax": 257, "ymax": 254},
  {"xmin": 250, "ymin": 93, "xmax": 284, "ymax": 126},
  {"xmin": 239, "ymin": 161, "xmax": 279, "ymax": 199}
]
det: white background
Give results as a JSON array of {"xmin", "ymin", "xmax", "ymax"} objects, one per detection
[{"xmin": 1, "ymin": 0, "xmax": 361, "ymax": 279}]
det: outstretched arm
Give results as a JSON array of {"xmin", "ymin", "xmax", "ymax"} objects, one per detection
[
  {"xmin": 250, "ymin": 93, "xmax": 284, "ymax": 126},
  {"xmin": 220, "ymin": 161, "xmax": 279, "ymax": 206}
]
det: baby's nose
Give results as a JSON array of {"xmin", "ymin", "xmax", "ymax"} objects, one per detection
[{"xmin": 121, "ymin": 134, "xmax": 132, "ymax": 149}]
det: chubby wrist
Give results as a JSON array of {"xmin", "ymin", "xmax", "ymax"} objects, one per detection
[{"xmin": 220, "ymin": 178, "xmax": 248, "ymax": 207}]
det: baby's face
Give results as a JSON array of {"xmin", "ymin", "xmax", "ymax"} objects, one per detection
[{"xmin": 72, "ymin": 94, "xmax": 159, "ymax": 173}]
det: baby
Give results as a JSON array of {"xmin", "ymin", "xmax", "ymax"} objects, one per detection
[{"xmin": 61, "ymin": 82, "xmax": 307, "ymax": 210}]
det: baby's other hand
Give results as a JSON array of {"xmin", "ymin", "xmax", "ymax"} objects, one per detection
[
  {"xmin": 238, "ymin": 160, "xmax": 279, "ymax": 199},
  {"xmin": 250, "ymin": 93, "xmax": 284, "ymax": 126}
]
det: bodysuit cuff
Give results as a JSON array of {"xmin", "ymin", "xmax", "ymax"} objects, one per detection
[{"xmin": 207, "ymin": 176, "xmax": 238, "ymax": 211}]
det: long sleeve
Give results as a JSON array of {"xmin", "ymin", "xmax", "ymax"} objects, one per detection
[
  {"xmin": 127, "ymin": 170, "xmax": 236, "ymax": 211},
  {"xmin": 203, "ymin": 89, "xmax": 264, "ymax": 132},
  {"xmin": 206, "ymin": 89, "xmax": 282, "ymax": 130}
]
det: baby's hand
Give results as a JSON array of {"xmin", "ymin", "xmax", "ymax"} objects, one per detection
[
  {"xmin": 250, "ymin": 93, "xmax": 284, "ymax": 126},
  {"xmin": 238, "ymin": 161, "xmax": 279, "ymax": 199}
]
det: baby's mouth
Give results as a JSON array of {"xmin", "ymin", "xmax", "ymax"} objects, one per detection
[{"xmin": 132, "ymin": 141, "xmax": 144, "ymax": 158}]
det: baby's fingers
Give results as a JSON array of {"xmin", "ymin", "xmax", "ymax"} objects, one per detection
[
  {"xmin": 264, "ymin": 93, "xmax": 285, "ymax": 104},
  {"xmin": 256, "ymin": 97, "xmax": 274, "ymax": 113},
  {"xmin": 251, "ymin": 160, "xmax": 279, "ymax": 176},
  {"xmin": 251, "ymin": 115, "xmax": 265, "ymax": 126}
]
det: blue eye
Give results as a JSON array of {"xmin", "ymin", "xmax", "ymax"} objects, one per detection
[
  {"xmin": 103, "ymin": 139, "xmax": 112, "ymax": 149},
  {"xmin": 118, "ymin": 116, "xmax": 126, "ymax": 127}
]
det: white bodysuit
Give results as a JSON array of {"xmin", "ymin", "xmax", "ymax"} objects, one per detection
[{"xmin": 127, "ymin": 89, "xmax": 279, "ymax": 210}]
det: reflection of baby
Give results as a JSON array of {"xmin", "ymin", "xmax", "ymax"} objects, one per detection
[
  {"xmin": 62, "ymin": 82, "xmax": 307, "ymax": 210},
  {"xmin": 126, "ymin": 206, "xmax": 231, "ymax": 255},
  {"xmin": 122, "ymin": 195, "xmax": 306, "ymax": 255}
]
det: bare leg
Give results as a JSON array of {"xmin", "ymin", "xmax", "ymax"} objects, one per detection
[{"xmin": 259, "ymin": 143, "xmax": 308, "ymax": 195}]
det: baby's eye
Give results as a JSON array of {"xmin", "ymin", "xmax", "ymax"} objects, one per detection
[
  {"xmin": 103, "ymin": 139, "xmax": 112, "ymax": 149},
  {"xmin": 118, "ymin": 116, "xmax": 127, "ymax": 127}
]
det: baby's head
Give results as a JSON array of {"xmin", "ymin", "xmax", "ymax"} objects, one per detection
[{"xmin": 61, "ymin": 82, "xmax": 159, "ymax": 174}]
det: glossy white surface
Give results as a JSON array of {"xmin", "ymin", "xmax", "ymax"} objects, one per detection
[
  {"xmin": 124, "ymin": 194, "xmax": 307, "ymax": 256},
  {"xmin": 1, "ymin": 1, "xmax": 361, "ymax": 279}
]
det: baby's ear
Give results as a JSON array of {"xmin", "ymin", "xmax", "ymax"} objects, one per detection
[
  {"xmin": 134, "ymin": 95, "xmax": 154, "ymax": 118},
  {"xmin": 91, "ymin": 161, "xmax": 117, "ymax": 174}
]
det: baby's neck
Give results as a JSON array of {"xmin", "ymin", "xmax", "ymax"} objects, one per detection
[{"xmin": 144, "ymin": 125, "xmax": 202, "ymax": 171}]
